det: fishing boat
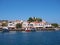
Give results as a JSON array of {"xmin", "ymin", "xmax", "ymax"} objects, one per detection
[{"xmin": 25, "ymin": 28, "xmax": 31, "ymax": 32}]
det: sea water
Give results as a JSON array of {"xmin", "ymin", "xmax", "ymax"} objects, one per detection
[{"xmin": 0, "ymin": 30, "xmax": 60, "ymax": 45}]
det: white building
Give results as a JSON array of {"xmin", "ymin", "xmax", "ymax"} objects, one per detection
[
  {"xmin": 8, "ymin": 20, "xmax": 23, "ymax": 29},
  {"xmin": 8, "ymin": 21, "xmax": 16, "ymax": 29},
  {"xmin": 22, "ymin": 20, "xmax": 52, "ymax": 28},
  {"xmin": 7, "ymin": 20, "xmax": 52, "ymax": 29},
  {"xmin": 22, "ymin": 21, "xmax": 45, "ymax": 28},
  {"xmin": 43, "ymin": 24, "xmax": 52, "ymax": 28},
  {"xmin": 22, "ymin": 21, "xmax": 29, "ymax": 28}
]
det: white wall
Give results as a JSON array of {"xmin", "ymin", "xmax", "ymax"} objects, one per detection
[{"xmin": 22, "ymin": 22, "xmax": 29, "ymax": 28}]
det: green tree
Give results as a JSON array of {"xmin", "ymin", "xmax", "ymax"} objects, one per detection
[
  {"xmin": 16, "ymin": 23, "xmax": 22, "ymax": 28},
  {"xmin": 36, "ymin": 18, "xmax": 42, "ymax": 22},
  {"xmin": 27, "ymin": 17, "xmax": 33, "ymax": 22},
  {"xmin": 27, "ymin": 17, "xmax": 42, "ymax": 22},
  {"xmin": 2, "ymin": 22, "xmax": 8, "ymax": 27},
  {"xmin": 51, "ymin": 23, "xmax": 58, "ymax": 27}
]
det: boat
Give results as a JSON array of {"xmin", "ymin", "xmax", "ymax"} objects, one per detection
[
  {"xmin": 54, "ymin": 28, "xmax": 59, "ymax": 30},
  {"xmin": 25, "ymin": 28, "xmax": 31, "ymax": 32},
  {"xmin": 2, "ymin": 27, "xmax": 9, "ymax": 32},
  {"xmin": 25, "ymin": 28, "xmax": 36, "ymax": 32},
  {"xmin": 31, "ymin": 28, "xmax": 36, "ymax": 32}
]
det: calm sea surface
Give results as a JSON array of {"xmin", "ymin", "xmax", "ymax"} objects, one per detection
[{"xmin": 0, "ymin": 30, "xmax": 60, "ymax": 45}]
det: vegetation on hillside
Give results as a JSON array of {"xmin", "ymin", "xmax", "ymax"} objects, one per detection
[
  {"xmin": 51, "ymin": 23, "xmax": 58, "ymax": 28},
  {"xmin": 27, "ymin": 17, "xmax": 42, "ymax": 22}
]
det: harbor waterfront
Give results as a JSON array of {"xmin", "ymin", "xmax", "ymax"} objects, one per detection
[
  {"xmin": 0, "ymin": 0, "xmax": 60, "ymax": 45},
  {"xmin": 0, "ymin": 30, "xmax": 60, "ymax": 45},
  {"xmin": 0, "ymin": 18, "xmax": 60, "ymax": 45},
  {"xmin": 0, "ymin": 28, "xmax": 60, "ymax": 32},
  {"xmin": 0, "ymin": 17, "xmax": 60, "ymax": 32}
]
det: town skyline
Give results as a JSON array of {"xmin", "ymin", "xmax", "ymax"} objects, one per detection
[{"xmin": 0, "ymin": 16, "xmax": 59, "ymax": 24}]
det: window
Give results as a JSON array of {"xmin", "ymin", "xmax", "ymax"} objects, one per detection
[
  {"xmin": 30, "ymin": 24, "xmax": 33, "ymax": 26},
  {"xmin": 10, "ymin": 24, "xmax": 13, "ymax": 26}
]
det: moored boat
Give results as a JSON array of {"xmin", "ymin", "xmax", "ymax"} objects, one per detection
[
  {"xmin": 31, "ymin": 28, "xmax": 36, "ymax": 32},
  {"xmin": 54, "ymin": 28, "xmax": 59, "ymax": 30},
  {"xmin": 25, "ymin": 28, "xmax": 31, "ymax": 32},
  {"xmin": 2, "ymin": 27, "xmax": 9, "ymax": 32}
]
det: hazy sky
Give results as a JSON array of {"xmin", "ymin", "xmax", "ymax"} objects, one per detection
[{"xmin": 0, "ymin": 0, "xmax": 60, "ymax": 23}]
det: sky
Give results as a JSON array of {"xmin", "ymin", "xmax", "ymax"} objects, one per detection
[{"xmin": 0, "ymin": 0, "xmax": 60, "ymax": 24}]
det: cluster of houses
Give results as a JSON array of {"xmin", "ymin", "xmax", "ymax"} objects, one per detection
[{"xmin": 0, "ymin": 20, "xmax": 52, "ymax": 30}]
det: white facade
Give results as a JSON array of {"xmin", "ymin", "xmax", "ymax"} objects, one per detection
[
  {"xmin": 34, "ymin": 22, "xmax": 44, "ymax": 28},
  {"xmin": 7, "ymin": 20, "xmax": 52, "ymax": 28},
  {"xmin": 22, "ymin": 21, "xmax": 46, "ymax": 28},
  {"xmin": 8, "ymin": 20, "xmax": 22, "ymax": 28},
  {"xmin": 8, "ymin": 21, "xmax": 16, "ymax": 28},
  {"xmin": 22, "ymin": 21, "xmax": 29, "ymax": 28},
  {"xmin": 43, "ymin": 24, "xmax": 52, "ymax": 28},
  {"xmin": 22, "ymin": 21, "xmax": 52, "ymax": 28}
]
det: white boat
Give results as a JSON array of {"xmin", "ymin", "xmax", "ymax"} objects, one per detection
[
  {"xmin": 54, "ymin": 28, "xmax": 59, "ymax": 30},
  {"xmin": 2, "ymin": 27, "xmax": 8, "ymax": 29},
  {"xmin": 2, "ymin": 27, "xmax": 9, "ymax": 32}
]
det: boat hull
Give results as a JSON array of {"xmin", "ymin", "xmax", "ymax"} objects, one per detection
[
  {"xmin": 2, "ymin": 29, "xmax": 9, "ymax": 32},
  {"xmin": 25, "ymin": 30, "xmax": 31, "ymax": 32},
  {"xmin": 31, "ymin": 30, "xmax": 36, "ymax": 32}
]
